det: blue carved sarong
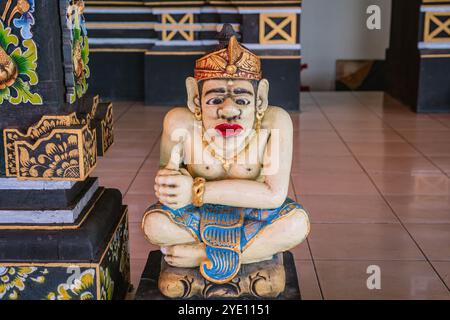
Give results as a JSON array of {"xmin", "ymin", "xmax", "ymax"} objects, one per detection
[{"xmin": 145, "ymin": 198, "xmax": 305, "ymax": 284}]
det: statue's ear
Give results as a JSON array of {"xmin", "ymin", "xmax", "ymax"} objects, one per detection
[
  {"xmin": 256, "ymin": 78, "xmax": 269, "ymax": 112},
  {"xmin": 186, "ymin": 77, "xmax": 200, "ymax": 114}
]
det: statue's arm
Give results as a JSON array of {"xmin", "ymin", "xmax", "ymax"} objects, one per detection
[
  {"xmin": 159, "ymin": 107, "xmax": 190, "ymax": 168},
  {"xmin": 203, "ymin": 107, "xmax": 293, "ymax": 209}
]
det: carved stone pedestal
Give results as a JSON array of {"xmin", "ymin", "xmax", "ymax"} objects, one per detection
[{"xmin": 135, "ymin": 251, "xmax": 301, "ymax": 300}]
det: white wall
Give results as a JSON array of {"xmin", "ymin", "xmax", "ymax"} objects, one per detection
[{"xmin": 301, "ymin": 0, "xmax": 392, "ymax": 90}]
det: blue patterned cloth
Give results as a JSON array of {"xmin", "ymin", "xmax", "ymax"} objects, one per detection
[{"xmin": 146, "ymin": 198, "xmax": 304, "ymax": 283}]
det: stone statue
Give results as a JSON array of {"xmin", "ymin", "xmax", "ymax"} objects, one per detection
[{"xmin": 141, "ymin": 24, "xmax": 310, "ymax": 298}]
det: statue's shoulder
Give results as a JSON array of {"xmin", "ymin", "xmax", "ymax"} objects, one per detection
[
  {"xmin": 163, "ymin": 107, "xmax": 194, "ymax": 131},
  {"xmin": 264, "ymin": 106, "xmax": 293, "ymax": 130}
]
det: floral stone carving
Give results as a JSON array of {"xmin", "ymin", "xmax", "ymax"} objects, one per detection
[
  {"xmin": 0, "ymin": 0, "xmax": 42, "ymax": 105},
  {"xmin": 63, "ymin": 0, "xmax": 90, "ymax": 104},
  {"xmin": 14, "ymin": 125, "xmax": 96, "ymax": 181},
  {"xmin": 3, "ymin": 113, "xmax": 97, "ymax": 181}
]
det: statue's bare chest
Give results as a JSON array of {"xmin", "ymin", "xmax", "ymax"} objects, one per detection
[
  {"xmin": 185, "ymin": 132, "xmax": 269, "ymax": 181},
  {"xmin": 187, "ymin": 162, "xmax": 262, "ymax": 181}
]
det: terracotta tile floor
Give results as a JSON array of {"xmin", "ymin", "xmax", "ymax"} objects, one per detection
[{"xmin": 93, "ymin": 92, "xmax": 450, "ymax": 300}]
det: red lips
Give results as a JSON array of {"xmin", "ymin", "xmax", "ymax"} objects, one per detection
[{"xmin": 215, "ymin": 123, "xmax": 243, "ymax": 137}]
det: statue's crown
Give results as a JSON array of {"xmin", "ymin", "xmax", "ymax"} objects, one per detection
[{"xmin": 194, "ymin": 24, "xmax": 262, "ymax": 81}]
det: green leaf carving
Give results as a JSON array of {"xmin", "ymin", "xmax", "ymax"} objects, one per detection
[
  {"xmin": 0, "ymin": 21, "xmax": 19, "ymax": 50},
  {"xmin": 10, "ymin": 78, "xmax": 43, "ymax": 105},
  {"xmin": 0, "ymin": 22, "xmax": 42, "ymax": 105},
  {"xmin": 11, "ymin": 39, "xmax": 39, "ymax": 85},
  {"xmin": 0, "ymin": 87, "xmax": 11, "ymax": 104}
]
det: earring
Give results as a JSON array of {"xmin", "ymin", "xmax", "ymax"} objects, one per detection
[
  {"xmin": 194, "ymin": 106, "xmax": 202, "ymax": 121},
  {"xmin": 255, "ymin": 109, "xmax": 265, "ymax": 133},
  {"xmin": 193, "ymin": 95, "xmax": 202, "ymax": 121}
]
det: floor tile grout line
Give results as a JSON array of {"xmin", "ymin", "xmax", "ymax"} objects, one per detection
[
  {"xmin": 428, "ymin": 113, "xmax": 450, "ymax": 130},
  {"xmin": 113, "ymin": 106, "xmax": 160, "ymax": 292},
  {"xmin": 350, "ymin": 92, "xmax": 450, "ymax": 178},
  {"xmin": 351, "ymin": 92, "xmax": 450, "ymax": 179},
  {"xmin": 113, "ymin": 101, "xmax": 137, "ymax": 125},
  {"xmin": 311, "ymin": 92, "xmax": 450, "ymax": 292},
  {"xmin": 317, "ymin": 93, "xmax": 450, "ymax": 291},
  {"xmin": 123, "ymin": 131, "xmax": 162, "ymax": 198},
  {"xmin": 291, "ymin": 174, "xmax": 325, "ymax": 300}
]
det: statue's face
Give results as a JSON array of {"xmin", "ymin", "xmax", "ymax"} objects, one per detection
[{"xmin": 200, "ymin": 79, "xmax": 256, "ymax": 138}]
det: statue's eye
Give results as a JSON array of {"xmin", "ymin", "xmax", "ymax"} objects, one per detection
[
  {"xmin": 207, "ymin": 97, "xmax": 224, "ymax": 105},
  {"xmin": 235, "ymin": 98, "xmax": 250, "ymax": 106}
]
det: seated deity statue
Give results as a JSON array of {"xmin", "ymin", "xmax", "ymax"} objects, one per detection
[{"xmin": 142, "ymin": 25, "xmax": 310, "ymax": 285}]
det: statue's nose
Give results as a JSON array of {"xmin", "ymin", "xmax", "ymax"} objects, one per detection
[{"xmin": 219, "ymin": 103, "xmax": 240, "ymax": 121}]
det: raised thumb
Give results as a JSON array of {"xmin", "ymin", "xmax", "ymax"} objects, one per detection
[{"xmin": 165, "ymin": 142, "xmax": 183, "ymax": 171}]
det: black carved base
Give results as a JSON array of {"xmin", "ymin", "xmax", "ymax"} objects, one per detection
[
  {"xmin": 135, "ymin": 251, "xmax": 301, "ymax": 300},
  {"xmin": 416, "ymin": 57, "xmax": 450, "ymax": 112},
  {"xmin": 0, "ymin": 188, "xmax": 130, "ymax": 300},
  {"xmin": 0, "ymin": 178, "xmax": 96, "ymax": 210}
]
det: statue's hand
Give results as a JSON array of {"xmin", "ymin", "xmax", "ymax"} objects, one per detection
[
  {"xmin": 154, "ymin": 169, "xmax": 193, "ymax": 209},
  {"xmin": 161, "ymin": 242, "xmax": 207, "ymax": 268},
  {"xmin": 154, "ymin": 141, "xmax": 193, "ymax": 209}
]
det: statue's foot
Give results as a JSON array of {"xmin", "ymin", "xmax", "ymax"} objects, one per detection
[{"xmin": 161, "ymin": 242, "xmax": 207, "ymax": 268}]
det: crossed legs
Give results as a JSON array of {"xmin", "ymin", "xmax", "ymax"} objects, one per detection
[{"xmin": 142, "ymin": 208, "xmax": 310, "ymax": 268}]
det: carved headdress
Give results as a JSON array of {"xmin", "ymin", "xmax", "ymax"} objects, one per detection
[{"xmin": 194, "ymin": 24, "xmax": 262, "ymax": 81}]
